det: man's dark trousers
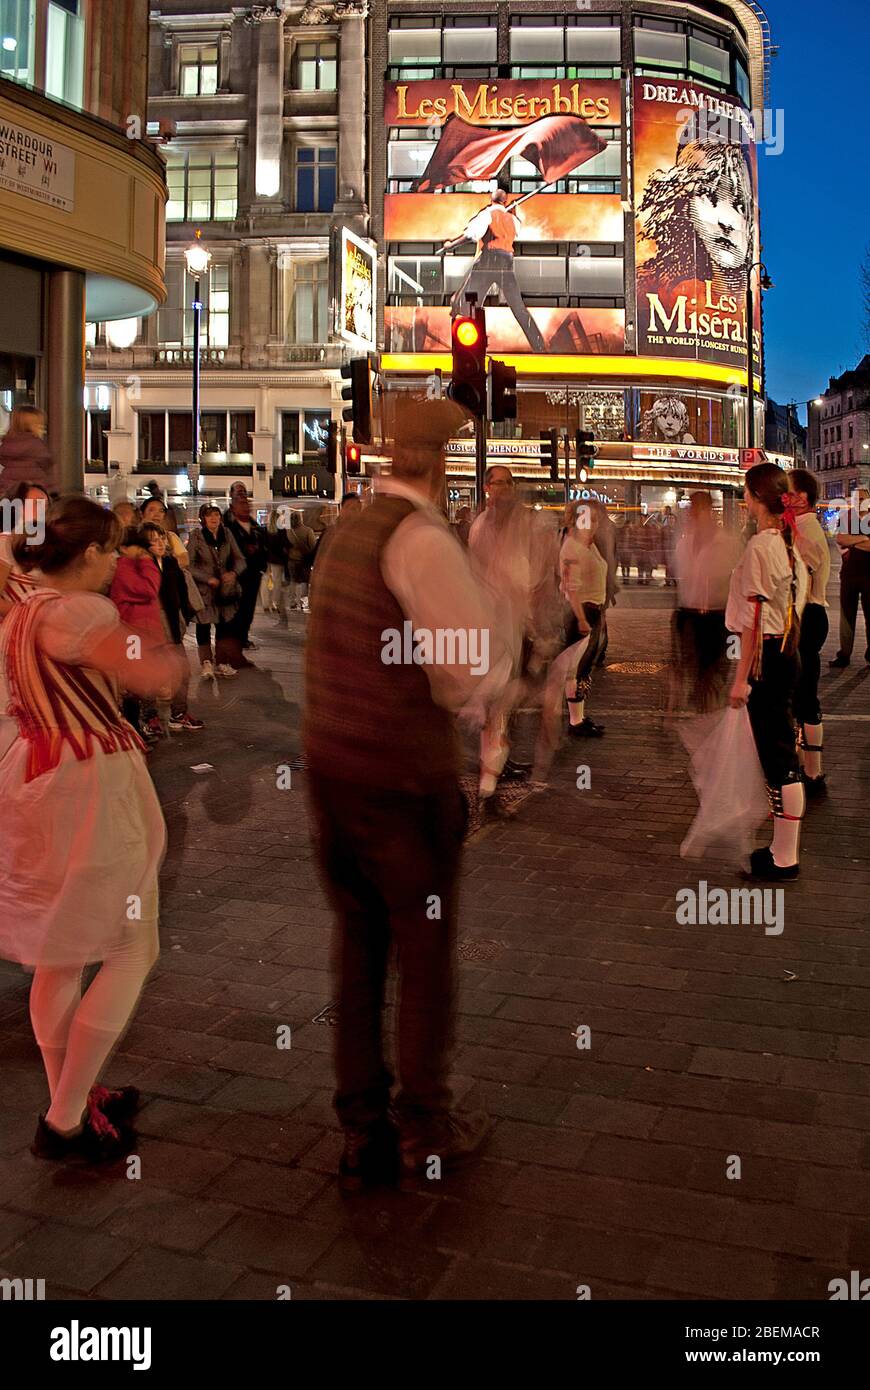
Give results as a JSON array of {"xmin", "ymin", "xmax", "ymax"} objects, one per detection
[{"xmin": 308, "ymin": 775, "xmax": 466, "ymax": 1131}]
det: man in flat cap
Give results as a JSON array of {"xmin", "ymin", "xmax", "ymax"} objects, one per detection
[{"xmin": 304, "ymin": 396, "xmax": 509, "ymax": 1188}]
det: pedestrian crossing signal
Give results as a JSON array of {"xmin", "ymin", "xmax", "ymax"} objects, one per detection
[{"xmin": 489, "ymin": 359, "xmax": 517, "ymax": 423}]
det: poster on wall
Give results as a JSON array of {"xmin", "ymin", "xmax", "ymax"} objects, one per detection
[
  {"xmin": 338, "ymin": 227, "xmax": 376, "ymax": 351},
  {"xmin": 633, "ymin": 79, "xmax": 761, "ymax": 375},
  {"xmin": 384, "ymin": 79, "xmax": 625, "ymax": 356}
]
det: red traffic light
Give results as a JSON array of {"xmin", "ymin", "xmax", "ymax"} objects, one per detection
[
  {"xmin": 345, "ymin": 442, "xmax": 362, "ymax": 474},
  {"xmin": 455, "ymin": 318, "xmax": 481, "ymax": 348}
]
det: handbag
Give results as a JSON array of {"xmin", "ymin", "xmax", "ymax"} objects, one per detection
[{"xmin": 183, "ymin": 565, "xmax": 205, "ymax": 615}]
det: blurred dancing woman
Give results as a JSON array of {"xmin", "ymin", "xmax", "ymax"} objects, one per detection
[
  {"xmin": 788, "ymin": 469, "xmax": 831, "ymax": 796},
  {"xmin": 0, "ymin": 498, "xmax": 182, "ymax": 1162},
  {"xmin": 726, "ymin": 464, "xmax": 808, "ymax": 881},
  {"xmin": 559, "ymin": 501, "xmax": 607, "ymax": 737}
]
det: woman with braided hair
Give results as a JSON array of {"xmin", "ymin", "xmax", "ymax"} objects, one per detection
[{"xmin": 725, "ymin": 464, "xmax": 808, "ymax": 881}]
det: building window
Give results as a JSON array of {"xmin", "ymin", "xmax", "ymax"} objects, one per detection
[
  {"xmin": 295, "ymin": 146, "xmax": 336, "ymax": 212},
  {"xmin": 688, "ymin": 26, "xmax": 730, "ymax": 85},
  {"xmin": 1, "ymin": 0, "xmax": 84, "ymax": 107},
  {"xmin": 288, "ymin": 259, "xmax": 329, "ymax": 343},
  {"xmin": 302, "ymin": 410, "xmax": 330, "ymax": 461},
  {"xmin": 139, "ymin": 412, "xmax": 167, "ymax": 464},
  {"xmin": 566, "ymin": 18, "xmax": 620, "ymax": 64},
  {"xmin": 179, "ymin": 41, "xmax": 218, "ymax": 96},
  {"xmin": 86, "ymin": 408, "xmax": 110, "ymax": 466},
  {"xmin": 294, "ymin": 39, "xmax": 337, "ymax": 91},
  {"xmin": 158, "ymin": 262, "xmax": 231, "ymax": 347},
  {"xmin": 387, "ymin": 16, "xmax": 441, "ymax": 67},
  {"xmin": 200, "ymin": 412, "xmax": 227, "ymax": 453},
  {"xmin": 281, "ymin": 411, "xmax": 301, "ymax": 463},
  {"xmin": 510, "ymin": 16, "xmax": 564, "ymax": 64},
  {"xmin": 230, "ymin": 411, "xmax": 255, "ymax": 454},
  {"xmin": 634, "ymin": 18, "xmax": 687, "ymax": 71},
  {"xmin": 168, "ymin": 413, "xmax": 193, "ymax": 460},
  {"xmin": 443, "ymin": 15, "xmax": 497, "ymax": 65},
  {"xmin": 165, "ymin": 148, "xmax": 238, "ymax": 222}
]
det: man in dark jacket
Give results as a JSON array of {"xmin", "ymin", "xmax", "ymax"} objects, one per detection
[
  {"xmin": 223, "ymin": 483, "xmax": 268, "ymax": 665},
  {"xmin": 304, "ymin": 397, "xmax": 509, "ymax": 1189}
]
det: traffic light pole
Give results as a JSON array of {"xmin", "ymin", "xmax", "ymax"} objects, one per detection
[{"xmin": 475, "ymin": 412, "xmax": 487, "ymax": 512}]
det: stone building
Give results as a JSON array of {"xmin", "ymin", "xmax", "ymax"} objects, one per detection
[
  {"xmin": 807, "ymin": 355, "xmax": 870, "ymax": 503},
  {"xmin": 84, "ymin": 0, "xmax": 369, "ymax": 518}
]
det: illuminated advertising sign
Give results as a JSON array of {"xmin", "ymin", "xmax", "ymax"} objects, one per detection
[
  {"xmin": 384, "ymin": 78, "xmax": 624, "ymax": 357},
  {"xmin": 633, "ymin": 79, "xmax": 761, "ymax": 375},
  {"xmin": 338, "ymin": 227, "xmax": 376, "ymax": 351}
]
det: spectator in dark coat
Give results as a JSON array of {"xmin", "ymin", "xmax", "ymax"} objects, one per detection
[
  {"xmin": 223, "ymin": 483, "xmax": 268, "ymax": 658},
  {"xmin": 0, "ymin": 407, "xmax": 56, "ymax": 496},
  {"xmin": 187, "ymin": 504, "xmax": 246, "ymax": 676},
  {"xmin": 141, "ymin": 521, "xmax": 203, "ymax": 732}
]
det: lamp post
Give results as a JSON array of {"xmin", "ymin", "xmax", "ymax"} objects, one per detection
[
  {"xmin": 745, "ymin": 261, "xmax": 774, "ymax": 449},
  {"xmin": 184, "ymin": 232, "xmax": 211, "ymax": 494}
]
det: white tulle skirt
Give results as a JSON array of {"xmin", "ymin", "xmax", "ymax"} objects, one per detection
[{"xmin": 0, "ymin": 738, "xmax": 166, "ymax": 969}]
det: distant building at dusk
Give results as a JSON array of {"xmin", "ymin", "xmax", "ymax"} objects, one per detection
[
  {"xmin": 807, "ymin": 355, "xmax": 870, "ymax": 501},
  {"xmin": 764, "ymin": 398, "xmax": 807, "ymax": 466}
]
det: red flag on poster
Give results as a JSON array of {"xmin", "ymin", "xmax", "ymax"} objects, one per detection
[{"xmin": 414, "ymin": 114, "xmax": 605, "ymax": 192}]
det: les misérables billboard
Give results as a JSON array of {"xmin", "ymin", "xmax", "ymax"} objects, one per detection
[
  {"xmin": 633, "ymin": 79, "xmax": 761, "ymax": 376},
  {"xmin": 384, "ymin": 79, "xmax": 625, "ymax": 356}
]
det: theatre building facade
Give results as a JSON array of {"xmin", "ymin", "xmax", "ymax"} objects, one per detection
[{"xmin": 370, "ymin": 0, "xmax": 778, "ymax": 511}]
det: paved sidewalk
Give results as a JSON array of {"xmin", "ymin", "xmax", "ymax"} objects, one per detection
[{"xmin": 1, "ymin": 562, "xmax": 869, "ymax": 1301}]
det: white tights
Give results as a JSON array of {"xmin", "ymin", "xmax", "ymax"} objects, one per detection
[{"xmin": 29, "ymin": 924, "xmax": 160, "ymax": 1133}]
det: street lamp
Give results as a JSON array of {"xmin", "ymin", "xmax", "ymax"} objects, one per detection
[
  {"xmin": 184, "ymin": 232, "xmax": 211, "ymax": 494},
  {"xmin": 745, "ymin": 261, "xmax": 773, "ymax": 449}
]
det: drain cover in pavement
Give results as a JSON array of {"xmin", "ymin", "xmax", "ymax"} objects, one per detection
[
  {"xmin": 606, "ymin": 661, "xmax": 665, "ymax": 674},
  {"xmin": 457, "ymin": 938, "xmax": 505, "ymax": 963},
  {"xmin": 312, "ymin": 1002, "xmax": 339, "ymax": 1025}
]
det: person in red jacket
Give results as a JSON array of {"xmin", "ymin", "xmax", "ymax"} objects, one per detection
[{"xmin": 109, "ymin": 529, "xmax": 164, "ymax": 741}]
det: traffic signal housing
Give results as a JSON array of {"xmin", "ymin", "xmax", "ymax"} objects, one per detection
[
  {"xmin": 345, "ymin": 441, "xmax": 362, "ymax": 476},
  {"xmin": 489, "ymin": 359, "xmax": 517, "ymax": 423},
  {"xmin": 326, "ymin": 419, "xmax": 340, "ymax": 475},
  {"xmin": 575, "ymin": 430, "xmax": 596, "ymax": 483},
  {"xmin": 447, "ymin": 310, "xmax": 487, "ymax": 416},
  {"xmin": 542, "ymin": 428, "xmax": 560, "ymax": 483},
  {"xmin": 340, "ymin": 356, "xmax": 373, "ymax": 444}
]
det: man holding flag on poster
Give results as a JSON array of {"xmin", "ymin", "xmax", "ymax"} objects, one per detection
[
  {"xmin": 420, "ymin": 111, "xmax": 606, "ymax": 354},
  {"xmin": 441, "ymin": 190, "xmax": 546, "ymax": 353}
]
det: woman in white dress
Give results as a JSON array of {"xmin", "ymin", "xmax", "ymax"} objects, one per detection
[
  {"xmin": 726, "ymin": 463, "xmax": 808, "ymax": 880},
  {"xmin": 0, "ymin": 497, "xmax": 183, "ymax": 1162}
]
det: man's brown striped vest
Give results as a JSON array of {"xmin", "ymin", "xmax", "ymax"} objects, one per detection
[{"xmin": 303, "ymin": 494, "xmax": 460, "ymax": 792}]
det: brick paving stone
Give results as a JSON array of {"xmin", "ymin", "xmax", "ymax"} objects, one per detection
[
  {"xmin": 102, "ymin": 1189, "xmax": 239, "ymax": 1253},
  {"xmin": 428, "ymin": 1257, "xmax": 576, "ymax": 1300},
  {"xmin": 646, "ymin": 1238, "xmax": 780, "ymax": 1300},
  {"xmin": 208, "ymin": 1157, "xmax": 329, "ymax": 1216},
  {"xmin": 7, "ymin": 1223, "xmax": 134, "ymax": 1294},
  {"xmin": 96, "ymin": 1246, "xmax": 242, "ymax": 1301}
]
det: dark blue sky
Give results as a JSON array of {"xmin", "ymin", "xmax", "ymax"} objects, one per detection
[{"xmin": 760, "ymin": 0, "xmax": 870, "ymax": 416}]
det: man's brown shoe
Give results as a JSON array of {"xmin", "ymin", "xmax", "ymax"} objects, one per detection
[{"xmin": 398, "ymin": 1109, "xmax": 492, "ymax": 1179}]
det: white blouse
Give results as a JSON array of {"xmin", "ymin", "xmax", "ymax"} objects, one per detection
[{"xmin": 726, "ymin": 527, "xmax": 808, "ymax": 636}]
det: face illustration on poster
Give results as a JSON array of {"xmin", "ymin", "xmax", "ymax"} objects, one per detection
[{"xmin": 639, "ymin": 395, "xmax": 697, "ymax": 444}]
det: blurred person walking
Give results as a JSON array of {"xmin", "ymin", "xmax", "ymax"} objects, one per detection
[
  {"xmin": 0, "ymin": 497, "xmax": 183, "ymax": 1162},
  {"xmin": 558, "ymin": 501, "xmax": 607, "ymax": 737},
  {"xmin": 287, "ymin": 510, "xmax": 316, "ymax": 612},
  {"xmin": 468, "ymin": 465, "xmax": 560, "ymax": 798},
  {"xmin": 0, "ymin": 406, "xmax": 56, "ymax": 496},
  {"xmin": 307, "ymin": 495, "xmax": 361, "ymax": 613},
  {"xmin": 788, "ymin": 469, "xmax": 831, "ymax": 796},
  {"xmin": 264, "ymin": 509, "xmax": 292, "ymax": 625},
  {"xmin": 109, "ymin": 526, "xmax": 164, "ymax": 742},
  {"xmin": 223, "ymin": 483, "xmax": 267, "ymax": 660},
  {"xmin": 671, "ymin": 492, "xmax": 738, "ymax": 712},
  {"xmin": 141, "ymin": 521, "xmax": 203, "ymax": 733},
  {"xmin": 187, "ymin": 504, "xmax": 245, "ymax": 678},
  {"xmin": 726, "ymin": 463, "xmax": 808, "ymax": 880},
  {"xmin": 304, "ymin": 397, "xmax": 509, "ymax": 1188},
  {"xmin": 829, "ymin": 487, "xmax": 870, "ymax": 669}
]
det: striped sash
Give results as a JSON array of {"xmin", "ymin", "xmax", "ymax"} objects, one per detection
[{"xmin": 0, "ymin": 589, "xmax": 145, "ymax": 783}]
